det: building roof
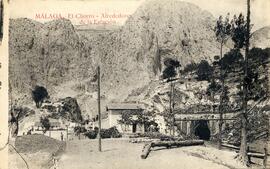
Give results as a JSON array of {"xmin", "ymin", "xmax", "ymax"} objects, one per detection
[
  {"xmin": 34, "ymin": 118, "xmax": 61, "ymax": 127},
  {"xmin": 34, "ymin": 122, "xmax": 61, "ymax": 127},
  {"xmin": 106, "ymin": 103, "xmax": 145, "ymax": 111}
]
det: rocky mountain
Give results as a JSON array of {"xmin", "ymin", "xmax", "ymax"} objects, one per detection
[
  {"xmin": 9, "ymin": 18, "xmax": 94, "ymax": 93},
  {"xmin": 9, "ymin": 0, "xmax": 270, "ymax": 118},
  {"xmin": 251, "ymin": 26, "xmax": 270, "ymax": 49}
]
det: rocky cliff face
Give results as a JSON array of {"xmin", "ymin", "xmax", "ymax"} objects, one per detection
[
  {"xmin": 9, "ymin": 18, "xmax": 94, "ymax": 97},
  {"xmin": 9, "ymin": 0, "xmax": 270, "ymax": 117},
  {"xmin": 251, "ymin": 26, "xmax": 270, "ymax": 49},
  {"xmin": 123, "ymin": 0, "xmax": 220, "ymax": 64}
]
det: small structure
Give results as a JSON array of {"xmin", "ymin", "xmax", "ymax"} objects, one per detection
[
  {"xmin": 33, "ymin": 119, "xmax": 61, "ymax": 131},
  {"xmin": 106, "ymin": 103, "xmax": 146, "ymax": 134},
  {"xmin": 31, "ymin": 118, "xmax": 67, "ymax": 141}
]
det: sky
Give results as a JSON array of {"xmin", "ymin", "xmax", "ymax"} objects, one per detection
[
  {"xmin": 9, "ymin": 0, "xmax": 270, "ymax": 31},
  {"xmin": 184, "ymin": 0, "xmax": 270, "ymax": 30}
]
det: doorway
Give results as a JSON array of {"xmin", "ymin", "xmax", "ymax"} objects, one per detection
[{"xmin": 132, "ymin": 123, "xmax": 137, "ymax": 133}]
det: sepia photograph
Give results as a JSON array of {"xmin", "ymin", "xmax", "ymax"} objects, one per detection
[{"xmin": 5, "ymin": 0, "xmax": 270, "ymax": 168}]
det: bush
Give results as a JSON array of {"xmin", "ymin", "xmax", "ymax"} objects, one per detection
[
  {"xmin": 74, "ymin": 126, "xmax": 87, "ymax": 135},
  {"xmin": 84, "ymin": 127, "xmax": 121, "ymax": 139},
  {"xmin": 196, "ymin": 60, "xmax": 213, "ymax": 81},
  {"xmin": 100, "ymin": 127, "xmax": 121, "ymax": 139},
  {"xmin": 84, "ymin": 130, "xmax": 98, "ymax": 139},
  {"xmin": 40, "ymin": 117, "xmax": 50, "ymax": 133}
]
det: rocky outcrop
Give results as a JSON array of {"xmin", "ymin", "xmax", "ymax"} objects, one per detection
[
  {"xmin": 58, "ymin": 97, "xmax": 83, "ymax": 122},
  {"xmin": 126, "ymin": 79, "xmax": 211, "ymax": 115},
  {"xmin": 251, "ymin": 26, "xmax": 270, "ymax": 49},
  {"xmin": 9, "ymin": 0, "xmax": 270, "ymax": 118},
  {"xmin": 9, "ymin": 0, "xmax": 220, "ymax": 99}
]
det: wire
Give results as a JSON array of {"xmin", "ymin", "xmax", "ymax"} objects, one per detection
[
  {"xmin": 0, "ymin": 124, "xmax": 30, "ymax": 169},
  {"xmin": 0, "ymin": 124, "xmax": 10, "ymax": 151},
  {"xmin": 0, "ymin": 142, "xmax": 8, "ymax": 151},
  {"xmin": 9, "ymin": 143, "xmax": 30, "ymax": 169}
]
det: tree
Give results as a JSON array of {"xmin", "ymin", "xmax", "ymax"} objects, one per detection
[
  {"xmin": 162, "ymin": 58, "xmax": 180, "ymax": 80},
  {"xmin": 215, "ymin": 15, "xmax": 233, "ymax": 149},
  {"xmin": 162, "ymin": 66, "xmax": 176, "ymax": 80},
  {"xmin": 219, "ymin": 49, "xmax": 244, "ymax": 107},
  {"xmin": 196, "ymin": 60, "xmax": 213, "ymax": 81},
  {"xmin": 117, "ymin": 109, "xmax": 154, "ymax": 132},
  {"xmin": 10, "ymin": 107, "xmax": 23, "ymax": 138},
  {"xmin": 74, "ymin": 126, "xmax": 87, "ymax": 138},
  {"xmin": 230, "ymin": 1, "xmax": 251, "ymax": 164},
  {"xmin": 215, "ymin": 13, "xmax": 232, "ymax": 61},
  {"xmin": 231, "ymin": 13, "xmax": 248, "ymax": 50},
  {"xmin": 136, "ymin": 110, "xmax": 156, "ymax": 132},
  {"xmin": 32, "ymin": 85, "xmax": 49, "ymax": 108},
  {"xmin": 162, "ymin": 58, "xmax": 181, "ymax": 136},
  {"xmin": 206, "ymin": 80, "xmax": 221, "ymax": 97},
  {"xmin": 40, "ymin": 116, "xmax": 50, "ymax": 133},
  {"xmin": 246, "ymin": 48, "xmax": 269, "ymax": 100},
  {"xmin": 118, "ymin": 110, "xmax": 133, "ymax": 132},
  {"xmin": 9, "ymin": 96, "xmax": 29, "ymax": 143}
]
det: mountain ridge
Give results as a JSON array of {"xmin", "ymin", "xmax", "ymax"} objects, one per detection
[{"xmin": 9, "ymin": 0, "xmax": 270, "ymax": 117}]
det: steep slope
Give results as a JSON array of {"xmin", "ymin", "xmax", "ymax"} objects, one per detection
[
  {"xmin": 79, "ymin": 0, "xmax": 223, "ymax": 100},
  {"xmin": 122, "ymin": 0, "xmax": 219, "ymax": 65},
  {"xmin": 251, "ymin": 26, "xmax": 270, "ymax": 49},
  {"xmin": 9, "ymin": 18, "xmax": 95, "ymax": 99},
  {"xmin": 9, "ymin": 0, "xmax": 270, "ymax": 118}
]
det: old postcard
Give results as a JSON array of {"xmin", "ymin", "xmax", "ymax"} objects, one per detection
[{"xmin": 0, "ymin": 0, "xmax": 270, "ymax": 169}]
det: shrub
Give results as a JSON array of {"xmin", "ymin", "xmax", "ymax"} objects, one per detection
[
  {"xmin": 84, "ymin": 130, "xmax": 98, "ymax": 139},
  {"xmin": 40, "ymin": 117, "xmax": 50, "ymax": 133},
  {"xmin": 196, "ymin": 60, "xmax": 213, "ymax": 81},
  {"xmin": 162, "ymin": 58, "xmax": 181, "ymax": 80},
  {"xmin": 100, "ymin": 127, "xmax": 121, "ymax": 138},
  {"xmin": 100, "ymin": 129, "xmax": 111, "ymax": 138},
  {"xmin": 84, "ymin": 127, "xmax": 121, "ymax": 139},
  {"xmin": 74, "ymin": 126, "xmax": 87, "ymax": 135}
]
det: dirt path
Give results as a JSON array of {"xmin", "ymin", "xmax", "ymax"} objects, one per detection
[{"xmin": 57, "ymin": 139, "xmax": 241, "ymax": 169}]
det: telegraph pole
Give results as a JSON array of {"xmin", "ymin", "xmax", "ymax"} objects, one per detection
[
  {"xmin": 218, "ymin": 55, "xmax": 224, "ymax": 150},
  {"xmin": 97, "ymin": 66, "xmax": 102, "ymax": 152},
  {"xmin": 239, "ymin": 0, "xmax": 251, "ymax": 164}
]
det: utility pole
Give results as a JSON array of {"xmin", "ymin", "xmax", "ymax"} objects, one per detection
[
  {"xmin": 97, "ymin": 66, "xmax": 102, "ymax": 152},
  {"xmin": 169, "ymin": 80, "xmax": 172, "ymax": 136},
  {"xmin": 168, "ymin": 80, "xmax": 175, "ymax": 136},
  {"xmin": 239, "ymin": 0, "xmax": 251, "ymax": 165},
  {"xmin": 66, "ymin": 125, "xmax": 68, "ymax": 141},
  {"xmin": 218, "ymin": 55, "xmax": 224, "ymax": 150},
  {"xmin": 172, "ymin": 82, "xmax": 175, "ymax": 136}
]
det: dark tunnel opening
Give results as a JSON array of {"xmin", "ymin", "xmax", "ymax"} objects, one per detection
[{"xmin": 194, "ymin": 120, "xmax": 211, "ymax": 140}]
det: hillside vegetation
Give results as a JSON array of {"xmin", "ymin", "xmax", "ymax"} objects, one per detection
[{"xmin": 9, "ymin": 0, "xmax": 270, "ymax": 119}]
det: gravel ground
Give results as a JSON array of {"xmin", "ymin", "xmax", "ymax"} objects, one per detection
[{"xmin": 56, "ymin": 139, "xmax": 246, "ymax": 169}]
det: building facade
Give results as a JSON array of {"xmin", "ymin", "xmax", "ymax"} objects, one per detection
[{"xmin": 106, "ymin": 103, "xmax": 146, "ymax": 134}]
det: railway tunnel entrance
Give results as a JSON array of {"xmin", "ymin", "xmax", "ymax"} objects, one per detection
[{"xmin": 194, "ymin": 120, "xmax": 211, "ymax": 140}]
